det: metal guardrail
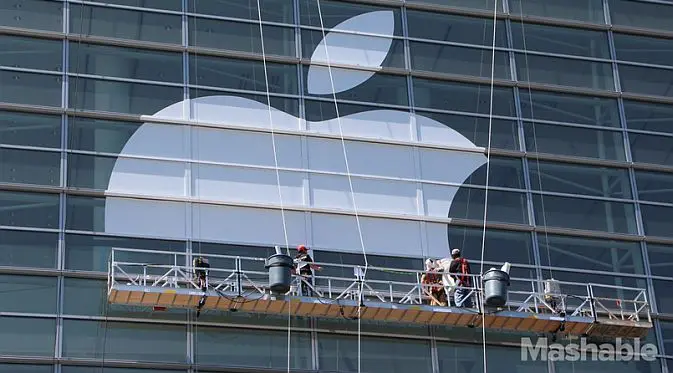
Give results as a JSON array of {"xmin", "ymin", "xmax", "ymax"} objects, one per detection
[{"xmin": 107, "ymin": 248, "xmax": 651, "ymax": 324}]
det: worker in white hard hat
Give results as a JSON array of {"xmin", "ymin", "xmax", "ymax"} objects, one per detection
[
  {"xmin": 448, "ymin": 248, "xmax": 473, "ymax": 308},
  {"xmin": 421, "ymin": 259, "xmax": 446, "ymax": 306}
]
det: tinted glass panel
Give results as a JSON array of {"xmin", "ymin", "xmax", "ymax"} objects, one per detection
[
  {"xmin": 0, "ymin": 229, "xmax": 58, "ymax": 269},
  {"xmin": 653, "ymin": 279, "xmax": 673, "ymax": 314},
  {"xmin": 68, "ymin": 116, "xmax": 139, "ymax": 153},
  {"xmin": 188, "ymin": 17, "xmax": 295, "ymax": 57},
  {"xmin": 192, "ymin": 88, "xmax": 300, "ymax": 117},
  {"xmin": 462, "ymin": 156, "xmax": 525, "ymax": 189},
  {"xmin": 67, "ymin": 153, "xmax": 115, "ymax": 190},
  {"xmin": 70, "ymin": 4, "xmax": 182, "ymax": 45},
  {"xmin": 448, "ymin": 227, "xmax": 534, "ymax": 266},
  {"xmin": 646, "ymin": 244, "xmax": 673, "ymax": 277},
  {"xmin": 0, "ymin": 111, "xmax": 61, "ymax": 149},
  {"xmin": 63, "ymin": 367, "xmax": 182, "ymax": 373},
  {"xmin": 641, "ymin": 204, "xmax": 673, "ymax": 238},
  {"xmin": 413, "ymin": 79, "xmax": 516, "ymax": 117},
  {"xmin": 629, "ymin": 132, "xmax": 673, "ymax": 166},
  {"xmin": 619, "ymin": 64, "xmax": 673, "ymax": 98},
  {"xmin": 532, "ymin": 194, "xmax": 637, "ymax": 234},
  {"xmin": 70, "ymin": 43, "xmax": 183, "ymax": 83},
  {"xmin": 0, "ymin": 364, "xmax": 52, "ymax": 373},
  {"xmin": 660, "ymin": 321, "xmax": 673, "ymax": 355},
  {"xmin": 0, "ymin": 191, "xmax": 59, "ymax": 229},
  {"xmin": 410, "ymin": 42, "xmax": 510, "ymax": 80},
  {"xmin": 520, "ymin": 90, "xmax": 620, "ymax": 128},
  {"xmin": 319, "ymin": 333, "xmax": 432, "ymax": 373},
  {"xmin": 64, "ymin": 233, "xmax": 185, "ymax": 272},
  {"xmin": 0, "ymin": 148, "xmax": 60, "ymax": 186},
  {"xmin": 0, "ymin": 0, "xmax": 63, "ymax": 32},
  {"xmin": 528, "ymin": 160, "xmax": 632, "ymax": 199},
  {"xmin": 610, "ymin": 0, "xmax": 673, "ymax": 33},
  {"xmin": 437, "ymin": 342, "xmax": 548, "ymax": 373},
  {"xmin": 0, "ymin": 35, "xmax": 62, "ymax": 71},
  {"xmin": 91, "ymin": 0, "xmax": 181, "ymax": 11},
  {"xmin": 614, "ymin": 33, "xmax": 673, "ymax": 67},
  {"xmin": 555, "ymin": 358, "xmax": 661, "ymax": 373},
  {"xmin": 635, "ymin": 170, "xmax": 673, "ymax": 204},
  {"xmin": 0, "ymin": 275, "xmax": 57, "ymax": 313},
  {"xmin": 197, "ymin": 326, "xmax": 311, "ymax": 369},
  {"xmin": 191, "ymin": 0, "xmax": 294, "ymax": 24},
  {"xmin": 62, "ymin": 319, "xmax": 187, "ymax": 362},
  {"xmin": 305, "ymin": 67, "xmax": 408, "ymax": 106},
  {"xmin": 508, "ymin": 0, "xmax": 604, "ymax": 23},
  {"xmin": 189, "ymin": 54, "xmax": 298, "ymax": 94},
  {"xmin": 623, "ymin": 99, "xmax": 673, "ymax": 135},
  {"xmin": 299, "ymin": 0, "xmax": 402, "ymax": 31},
  {"xmin": 68, "ymin": 78, "xmax": 183, "ymax": 116},
  {"xmin": 449, "ymin": 188, "xmax": 528, "ymax": 225},
  {"xmin": 0, "ymin": 317, "xmax": 55, "ymax": 356},
  {"xmin": 406, "ymin": 11, "xmax": 507, "ymax": 47},
  {"xmin": 510, "ymin": 22, "xmax": 610, "ymax": 58},
  {"xmin": 0, "ymin": 71, "xmax": 61, "ymax": 107},
  {"xmin": 416, "ymin": 111, "xmax": 519, "ymax": 151},
  {"xmin": 524, "ymin": 123, "xmax": 626, "ymax": 161},
  {"xmin": 538, "ymin": 234, "xmax": 644, "ymax": 274},
  {"xmin": 515, "ymin": 53, "xmax": 614, "ymax": 91},
  {"xmin": 301, "ymin": 29, "xmax": 405, "ymax": 69}
]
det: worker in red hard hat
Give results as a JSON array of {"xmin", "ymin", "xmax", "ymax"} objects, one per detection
[{"xmin": 293, "ymin": 244, "xmax": 321, "ymax": 296}]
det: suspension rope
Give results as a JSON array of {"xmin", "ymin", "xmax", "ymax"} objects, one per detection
[
  {"xmin": 478, "ymin": 0, "xmax": 500, "ymax": 372},
  {"xmin": 516, "ymin": 0, "xmax": 553, "ymax": 280},
  {"xmin": 313, "ymin": 2, "xmax": 369, "ymax": 372}
]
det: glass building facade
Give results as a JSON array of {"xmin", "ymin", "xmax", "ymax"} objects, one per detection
[{"xmin": 1, "ymin": 0, "xmax": 673, "ymax": 372}]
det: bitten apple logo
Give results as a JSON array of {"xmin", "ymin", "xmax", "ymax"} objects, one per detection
[{"xmin": 104, "ymin": 11, "xmax": 487, "ymax": 258}]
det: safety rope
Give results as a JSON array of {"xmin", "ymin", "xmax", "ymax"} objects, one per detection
[
  {"xmin": 478, "ymin": 0, "xmax": 500, "ymax": 372},
  {"xmin": 313, "ymin": 2, "xmax": 369, "ymax": 371}
]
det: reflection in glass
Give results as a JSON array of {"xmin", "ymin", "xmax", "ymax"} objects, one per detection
[
  {"xmin": 646, "ymin": 244, "xmax": 673, "ymax": 278},
  {"xmin": 416, "ymin": 111, "xmax": 519, "ymax": 151},
  {"xmin": 653, "ymin": 279, "xmax": 673, "ymax": 314},
  {"xmin": 619, "ymin": 64, "xmax": 673, "ymax": 98},
  {"xmin": 0, "ymin": 191, "xmax": 59, "ymax": 229},
  {"xmin": 306, "ymin": 67, "xmax": 408, "ymax": 106},
  {"xmin": 614, "ymin": 33, "xmax": 673, "ymax": 67},
  {"xmin": 68, "ymin": 116, "xmax": 140, "ymax": 153},
  {"xmin": 641, "ymin": 204, "xmax": 673, "ymax": 239},
  {"xmin": 67, "ymin": 153, "xmax": 115, "ymax": 190},
  {"xmin": 299, "ymin": 0, "xmax": 403, "ymax": 33},
  {"xmin": 523, "ymin": 123, "xmax": 626, "ymax": 161},
  {"xmin": 0, "ymin": 275, "xmax": 57, "ymax": 314},
  {"xmin": 0, "ymin": 35, "xmax": 62, "ymax": 71},
  {"xmin": 629, "ymin": 132, "xmax": 673, "ymax": 167},
  {"xmin": 635, "ymin": 170, "xmax": 673, "ymax": 204},
  {"xmin": 0, "ymin": 148, "xmax": 60, "ymax": 186},
  {"xmin": 0, "ymin": 111, "xmax": 61, "ymax": 149},
  {"xmin": 0, "ymin": 71, "xmax": 61, "ymax": 107},
  {"xmin": 410, "ymin": 42, "xmax": 510, "ymax": 80},
  {"xmin": 191, "ymin": 0, "xmax": 294, "ymax": 24},
  {"xmin": 0, "ymin": 230, "xmax": 58, "ymax": 269},
  {"xmin": 406, "ymin": 10, "xmax": 507, "ymax": 47},
  {"xmin": 509, "ymin": 0, "xmax": 604, "ymax": 23},
  {"xmin": 0, "ymin": 0, "xmax": 63, "ymax": 32},
  {"xmin": 623, "ymin": 99, "xmax": 673, "ymax": 135},
  {"xmin": 449, "ymin": 188, "xmax": 528, "ymax": 225},
  {"xmin": 413, "ymin": 78, "xmax": 516, "ymax": 117},
  {"xmin": 610, "ymin": 0, "xmax": 673, "ymax": 33},
  {"xmin": 0, "ymin": 317, "xmax": 55, "ymax": 356},
  {"xmin": 510, "ymin": 22, "xmax": 610, "ymax": 58},
  {"xmin": 520, "ymin": 90, "xmax": 620, "ymax": 128},
  {"xmin": 528, "ymin": 160, "xmax": 632, "ymax": 199},
  {"xmin": 515, "ymin": 53, "xmax": 614, "ymax": 91}
]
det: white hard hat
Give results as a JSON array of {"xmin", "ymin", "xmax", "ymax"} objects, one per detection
[
  {"xmin": 451, "ymin": 248, "xmax": 461, "ymax": 256},
  {"xmin": 425, "ymin": 258, "xmax": 435, "ymax": 268}
]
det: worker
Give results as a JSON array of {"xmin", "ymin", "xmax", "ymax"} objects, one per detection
[
  {"xmin": 193, "ymin": 256, "xmax": 210, "ymax": 292},
  {"xmin": 448, "ymin": 248, "xmax": 473, "ymax": 308},
  {"xmin": 293, "ymin": 245, "xmax": 321, "ymax": 296},
  {"xmin": 421, "ymin": 259, "xmax": 446, "ymax": 306}
]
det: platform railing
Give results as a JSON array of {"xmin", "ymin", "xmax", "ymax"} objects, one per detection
[{"xmin": 108, "ymin": 248, "xmax": 651, "ymax": 324}]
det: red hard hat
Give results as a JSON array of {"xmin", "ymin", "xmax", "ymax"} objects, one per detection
[{"xmin": 297, "ymin": 245, "xmax": 307, "ymax": 252}]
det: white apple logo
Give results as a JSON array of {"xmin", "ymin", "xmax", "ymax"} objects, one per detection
[{"xmin": 104, "ymin": 11, "xmax": 487, "ymax": 258}]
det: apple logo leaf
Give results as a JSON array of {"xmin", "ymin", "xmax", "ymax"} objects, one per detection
[{"xmin": 307, "ymin": 10, "xmax": 395, "ymax": 95}]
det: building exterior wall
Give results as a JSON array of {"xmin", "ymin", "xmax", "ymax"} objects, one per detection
[{"xmin": 1, "ymin": 0, "xmax": 673, "ymax": 372}]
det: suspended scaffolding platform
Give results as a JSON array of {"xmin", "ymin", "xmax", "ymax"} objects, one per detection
[{"xmin": 107, "ymin": 248, "xmax": 652, "ymax": 339}]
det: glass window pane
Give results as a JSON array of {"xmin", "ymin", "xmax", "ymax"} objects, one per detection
[
  {"xmin": 0, "ymin": 148, "xmax": 60, "ymax": 186},
  {"xmin": 68, "ymin": 116, "xmax": 139, "ymax": 153},
  {"xmin": 515, "ymin": 53, "xmax": 614, "ymax": 91},
  {"xmin": 641, "ymin": 204, "xmax": 673, "ymax": 238},
  {"xmin": 191, "ymin": 88, "xmax": 300, "ymax": 118},
  {"xmin": 406, "ymin": 11, "xmax": 507, "ymax": 47},
  {"xmin": 511, "ymin": 22, "xmax": 610, "ymax": 59},
  {"xmin": 301, "ymin": 29, "xmax": 406, "ymax": 69},
  {"xmin": 0, "ymin": 316, "xmax": 55, "ymax": 356},
  {"xmin": 65, "ymin": 195, "xmax": 104, "ymax": 232},
  {"xmin": 413, "ymin": 78, "xmax": 516, "ymax": 117},
  {"xmin": 520, "ymin": 90, "xmax": 621, "ymax": 128},
  {"xmin": 0, "ymin": 71, "xmax": 61, "ymax": 107},
  {"xmin": 0, "ymin": 364, "xmax": 52, "ymax": 373},
  {"xmin": 448, "ymin": 226, "xmax": 535, "ymax": 266},
  {"xmin": 0, "ymin": 275, "xmax": 57, "ymax": 313},
  {"xmin": 299, "ymin": 0, "xmax": 403, "ymax": 34},
  {"xmin": 407, "ymin": 0, "xmax": 500, "ymax": 13},
  {"xmin": 68, "ymin": 78, "xmax": 183, "ymax": 116},
  {"xmin": 438, "ymin": 342, "xmax": 548, "ymax": 373},
  {"xmin": 318, "ymin": 333, "xmax": 432, "ymax": 373},
  {"xmin": 0, "ymin": 0, "xmax": 63, "ymax": 32},
  {"xmin": 610, "ymin": 0, "xmax": 673, "ymax": 33},
  {"xmin": 189, "ymin": 55, "xmax": 298, "ymax": 94},
  {"xmin": 67, "ymin": 153, "xmax": 115, "ymax": 190},
  {"xmin": 0, "ymin": 111, "xmax": 61, "ymax": 149},
  {"xmin": 614, "ymin": 33, "xmax": 673, "ymax": 67},
  {"xmin": 660, "ymin": 321, "xmax": 673, "ymax": 355},
  {"xmin": 532, "ymin": 194, "xmax": 637, "ymax": 234},
  {"xmin": 70, "ymin": 4, "xmax": 182, "ymax": 45},
  {"xmin": 305, "ymin": 67, "xmax": 408, "ymax": 106},
  {"xmin": 508, "ymin": 0, "xmax": 604, "ymax": 23},
  {"xmin": 64, "ymin": 233, "xmax": 185, "ymax": 272},
  {"xmin": 63, "ymin": 367, "xmax": 183, "ymax": 373},
  {"xmin": 646, "ymin": 243, "xmax": 673, "ymax": 277},
  {"xmin": 188, "ymin": 17, "xmax": 295, "ymax": 57},
  {"xmin": 0, "ymin": 229, "xmax": 58, "ymax": 269},
  {"xmin": 460, "ymin": 156, "xmax": 525, "ymax": 189},
  {"xmin": 191, "ymin": 0, "xmax": 294, "ymax": 24},
  {"xmin": 629, "ymin": 132, "xmax": 673, "ymax": 167},
  {"xmin": 0, "ymin": 191, "xmax": 59, "ymax": 229},
  {"xmin": 62, "ymin": 319, "xmax": 187, "ymax": 363},
  {"xmin": 197, "ymin": 326, "xmax": 311, "ymax": 369},
  {"xmin": 528, "ymin": 160, "xmax": 632, "ymax": 199},
  {"xmin": 524, "ymin": 123, "xmax": 626, "ymax": 162},
  {"xmin": 653, "ymin": 279, "xmax": 673, "ymax": 314},
  {"xmin": 0, "ymin": 35, "xmax": 62, "ymax": 72},
  {"xmin": 538, "ymin": 234, "xmax": 644, "ymax": 274},
  {"xmin": 70, "ymin": 43, "xmax": 183, "ymax": 84},
  {"xmin": 409, "ymin": 42, "xmax": 510, "ymax": 80},
  {"xmin": 449, "ymin": 188, "xmax": 528, "ymax": 225},
  {"xmin": 619, "ymin": 64, "xmax": 673, "ymax": 98},
  {"xmin": 635, "ymin": 170, "xmax": 673, "ymax": 204},
  {"xmin": 623, "ymin": 99, "xmax": 673, "ymax": 135},
  {"xmin": 416, "ymin": 111, "xmax": 520, "ymax": 151},
  {"xmin": 555, "ymin": 357, "xmax": 661, "ymax": 373},
  {"xmin": 88, "ymin": 0, "xmax": 181, "ymax": 11}
]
